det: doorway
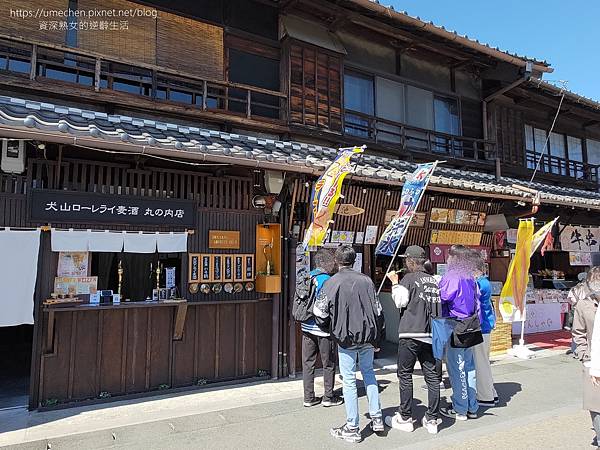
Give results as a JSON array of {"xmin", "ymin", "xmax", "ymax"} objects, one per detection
[{"xmin": 0, "ymin": 325, "xmax": 32, "ymax": 409}]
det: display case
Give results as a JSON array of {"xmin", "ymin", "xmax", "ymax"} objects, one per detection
[{"xmin": 255, "ymin": 223, "xmax": 281, "ymax": 293}]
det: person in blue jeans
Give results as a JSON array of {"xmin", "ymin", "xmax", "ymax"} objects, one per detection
[
  {"xmin": 313, "ymin": 245, "xmax": 385, "ymax": 443},
  {"xmin": 439, "ymin": 245, "xmax": 479, "ymax": 421}
]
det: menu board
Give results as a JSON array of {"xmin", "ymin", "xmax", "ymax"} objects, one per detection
[
  {"xmin": 57, "ymin": 252, "xmax": 89, "ymax": 277},
  {"xmin": 223, "ymin": 255, "xmax": 233, "ymax": 282},
  {"xmin": 430, "ymin": 230, "xmax": 482, "ymax": 246},
  {"xmin": 244, "ymin": 255, "xmax": 254, "ymax": 281},
  {"xmin": 430, "ymin": 208, "xmax": 487, "ymax": 226},
  {"xmin": 234, "ymin": 255, "xmax": 244, "ymax": 281},
  {"xmin": 54, "ymin": 276, "xmax": 98, "ymax": 295},
  {"xmin": 201, "ymin": 254, "xmax": 212, "ymax": 282},
  {"xmin": 213, "ymin": 255, "xmax": 222, "ymax": 281},
  {"xmin": 189, "ymin": 254, "xmax": 200, "ymax": 282}
]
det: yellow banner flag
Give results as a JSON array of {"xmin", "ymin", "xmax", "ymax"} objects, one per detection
[
  {"xmin": 499, "ymin": 219, "xmax": 534, "ymax": 322},
  {"xmin": 302, "ymin": 146, "xmax": 364, "ymax": 248}
]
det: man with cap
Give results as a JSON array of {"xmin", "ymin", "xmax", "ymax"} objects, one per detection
[{"xmin": 385, "ymin": 246, "xmax": 442, "ymax": 434}]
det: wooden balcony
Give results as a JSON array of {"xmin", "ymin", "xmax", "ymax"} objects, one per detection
[
  {"xmin": 525, "ymin": 150, "xmax": 599, "ymax": 184},
  {"xmin": 344, "ymin": 110, "xmax": 496, "ymax": 164},
  {"xmin": 0, "ymin": 34, "xmax": 287, "ymax": 128}
]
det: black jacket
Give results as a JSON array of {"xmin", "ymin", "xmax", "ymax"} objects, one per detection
[
  {"xmin": 392, "ymin": 271, "xmax": 441, "ymax": 340},
  {"xmin": 313, "ymin": 267, "xmax": 385, "ymax": 348}
]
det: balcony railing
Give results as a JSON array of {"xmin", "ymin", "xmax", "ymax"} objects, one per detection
[
  {"xmin": 0, "ymin": 34, "xmax": 286, "ymax": 123},
  {"xmin": 525, "ymin": 150, "xmax": 599, "ymax": 183},
  {"xmin": 344, "ymin": 110, "xmax": 495, "ymax": 162}
]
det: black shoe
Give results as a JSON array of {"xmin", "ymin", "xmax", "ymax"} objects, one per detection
[
  {"xmin": 478, "ymin": 399, "xmax": 497, "ymax": 407},
  {"xmin": 303, "ymin": 397, "xmax": 322, "ymax": 407},
  {"xmin": 370, "ymin": 416, "xmax": 384, "ymax": 432},
  {"xmin": 467, "ymin": 410, "xmax": 478, "ymax": 419},
  {"xmin": 440, "ymin": 407, "xmax": 467, "ymax": 421},
  {"xmin": 330, "ymin": 423, "xmax": 362, "ymax": 443},
  {"xmin": 322, "ymin": 396, "xmax": 344, "ymax": 407}
]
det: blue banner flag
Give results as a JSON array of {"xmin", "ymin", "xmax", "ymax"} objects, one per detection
[{"xmin": 375, "ymin": 162, "xmax": 437, "ymax": 256}]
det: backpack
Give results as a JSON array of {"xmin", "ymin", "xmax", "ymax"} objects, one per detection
[{"xmin": 291, "ymin": 271, "xmax": 322, "ymax": 323}]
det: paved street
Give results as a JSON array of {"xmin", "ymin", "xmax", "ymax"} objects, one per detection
[{"xmin": 0, "ymin": 351, "xmax": 593, "ymax": 450}]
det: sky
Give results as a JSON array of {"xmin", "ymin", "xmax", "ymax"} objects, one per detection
[{"xmin": 386, "ymin": 0, "xmax": 600, "ymax": 100}]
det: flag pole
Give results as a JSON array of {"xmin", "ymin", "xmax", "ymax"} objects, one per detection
[{"xmin": 376, "ymin": 161, "xmax": 440, "ymax": 296}]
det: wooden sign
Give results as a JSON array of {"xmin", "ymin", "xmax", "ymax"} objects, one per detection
[
  {"xmin": 234, "ymin": 255, "xmax": 244, "ymax": 281},
  {"xmin": 335, "ymin": 203, "xmax": 365, "ymax": 216},
  {"xmin": 384, "ymin": 209, "xmax": 396, "ymax": 226},
  {"xmin": 410, "ymin": 212, "xmax": 427, "ymax": 228},
  {"xmin": 223, "ymin": 255, "xmax": 234, "ymax": 282},
  {"xmin": 212, "ymin": 255, "xmax": 223, "ymax": 281},
  {"xmin": 208, "ymin": 230, "xmax": 240, "ymax": 249},
  {"xmin": 430, "ymin": 230, "xmax": 482, "ymax": 246},
  {"xmin": 189, "ymin": 253, "xmax": 200, "ymax": 282},
  {"xmin": 200, "ymin": 254, "xmax": 212, "ymax": 282},
  {"xmin": 244, "ymin": 255, "xmax": 255, "ymax": 281}
]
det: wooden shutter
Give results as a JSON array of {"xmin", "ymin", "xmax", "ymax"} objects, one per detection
[
  {"xmin": 157, "ymin": 12, "xmax": 223, "ymax": 80},
  {"xmin": 461, "ymin": 98, "xmax": 483, "ymax": 139},
  {"xmin": 289, "ymin": 41, "xmax": 342, "ymax": 132},
  {"xmin": 495, "ymin": 104, "xmax": 525, "ymax": 165},
  {"xmin": 78, "ymin": 0, "xmax": 156, "ymax": 65},
  {"xmin": 0, "ymin": 0, "xmax": 68, "ymax": 45}
]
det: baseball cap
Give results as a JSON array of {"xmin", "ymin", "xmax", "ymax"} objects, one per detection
[{"xmin": 399, "ymin": 245, "xmax": 426, "ymax": 259}]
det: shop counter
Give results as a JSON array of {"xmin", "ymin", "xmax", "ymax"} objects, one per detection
[{"xmin": 38, "ymin": 297, "xmax": 273, "ymax": 408}]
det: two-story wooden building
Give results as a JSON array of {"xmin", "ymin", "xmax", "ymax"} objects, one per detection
[{"xmin": 1, "ymin": 0, "xmax": 599, "ymax": 410}]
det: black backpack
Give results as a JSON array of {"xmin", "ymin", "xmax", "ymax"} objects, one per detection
[{"xmin": 291, "ymin": 271, "xmax": 323, "ymax": 323}]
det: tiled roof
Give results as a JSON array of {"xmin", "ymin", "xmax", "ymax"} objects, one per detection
[
  {"xmin": 528, "ymin": 79, "xmax": 600, "ymax": 112},
  {"xmin": 0, "ymin": 95, "xmax": 599, "ymax": 209},
  {"xmin": 350, "ymin": 0, "xmax": 551, "ymax": 69}
]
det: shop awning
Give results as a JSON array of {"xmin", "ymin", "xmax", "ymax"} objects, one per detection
[
  {"xmin": 50, "ymin": 229, "xmax": 188, "ymax": 253},
  {"xmin": 1, "ymin": 95, "xmax": 600, "ymax": 210}
]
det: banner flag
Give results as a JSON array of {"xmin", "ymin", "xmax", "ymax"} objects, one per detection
[
  {"xmin": 499, "ymin": 220, "xmax": 534, "ymax": 322},
  {"xmin": 375, "ymin": 162, "xmax": 437, "ymax": 256},
  {"xmin": 302, "ymin": 146, "xmax": 364, "ymax": 249},
  {"xmin": 531, "ymin": 218, "xmax": 558, "ymax": 256}
]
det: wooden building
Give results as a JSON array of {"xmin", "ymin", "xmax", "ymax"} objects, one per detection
[{"xmin": 0, "ymin": 0, "xmax": 599, "ymax": 410}]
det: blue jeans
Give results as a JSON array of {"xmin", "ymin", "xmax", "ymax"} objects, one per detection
[
  {"xmin": 446, "ymin": 345, "xmax": 478, "ymax": 415},
  {"xmin": 338, "ymin": 345, "xmax": 382, "ymax": 428}
]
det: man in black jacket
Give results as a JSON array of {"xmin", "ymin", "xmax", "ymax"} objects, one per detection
[
  {"xmin": 313, "ymin": 245, "xmax": 385, "ymax": 443},
  {"xmin": 386, "ymin": 246, "xmax": 442, "ymax": 435}
]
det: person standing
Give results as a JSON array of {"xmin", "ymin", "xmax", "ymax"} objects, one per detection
[
  {"xmin": 439, "ymin": 245, "xmax": 479, "ymax": 421},
  {"xmin": 470, "ymin": 251, "xmax": 498, "ymax": 407},
  {"xmin": 300, "ymin": 248, "xmax": 343, "ymax": 408},
  {"xmin": 574, "ymin": 267, "xmax": 600, "ymax": 447},
  {"xmin": 313, "ymin": 245, "xmax": 385, "ymax": 443},
  {"xmin": 386, "ymin": 246, "xmax": 442, "ymax": 434}
]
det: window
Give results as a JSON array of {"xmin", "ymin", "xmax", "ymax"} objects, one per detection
[
  {"xmin": 525, "ymin": 125, "xmax": 549, "ymax": 171},
  {"xmin": 549, "ymin": 132, "xmax": 566, "ymax": 175},
  {"xmin": 567, "ymin": 136, "xmax": 583, "ymax": 178},
  {"xmin": 228, "ymin": 48, "xmax": 280, "ymax": 118},
  {"xmin": 344, "ymin": 72, "xmax": 374, "ymax": 137},
  {"xmin": 375, "ymin": 77, "xmax": 404, "ymax": 143},
  {"xmin": 588, "ymin": 139, "xmax": 600, "ymax": 169},
  {"xmin": 434, "ymin": 96, "xmax": 461, "ymax": 156}
]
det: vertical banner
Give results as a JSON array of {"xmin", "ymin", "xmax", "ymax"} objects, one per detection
[
  {"xmin": 303, "ymin": 146, "xmax": 364, "ymax": 249},
  {"xmin": 531, "ymin": 218, "xmax": 558, "ymax": 256},
  {"xmin": 375, "ymin": 162, "xmax": 437, "ymax": 256},
  {"xmin": 499, "ymin": 220, "xmax": 534, "ymax": 322}
]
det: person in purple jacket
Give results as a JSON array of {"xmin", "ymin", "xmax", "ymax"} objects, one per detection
[{"xmin": 439, "ymin": 245, "xmax": 479, "ymax": 421}]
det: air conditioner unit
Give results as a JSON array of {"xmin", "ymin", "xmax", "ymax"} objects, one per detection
[{"xmin": 1, "ymin": 139, "xmax": 26, "ymax": 174}]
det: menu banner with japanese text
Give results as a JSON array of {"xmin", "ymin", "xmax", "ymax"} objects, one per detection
[
  {"xmin": 560, "ymin": 225, "xmax": 600, "ymax": 253},
  {"xmin": 29, "ymin": 189, "xmax": 196, "ymax": 227}
]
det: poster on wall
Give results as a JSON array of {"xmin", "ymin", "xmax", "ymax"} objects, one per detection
[
  {"xmin": 560, "ymin": 225, "xmax": 600, "ymax": 253},
  {"xmin": 410, "ymin": 212, "xmax": 427, "ymax": 228},
  {"xmin": 338, "ymin": 231, "xmax": 355, "ymax": 245},
  {"xmin": 54, "ymin": 276, "xmax": 98, "ymax": 295},
  {"xmin": 364, "ymin": 226, "xmax": 378, "ymax": 245},
  {"xmin": 201, "ymin": 254, "xmax": 212, "ymax": 282},
  {"xmin": 189, "ymin": 254, "xmax": 200, "ymax": 282},
  {"xmin": 212, "ymin": 255, "xmax": 222, "ymax": 282},
  {"xmin": 223, "ymin": 255, "xmax": 234, "ymax": 282},
  {"xmin": 234, "ymin": 255, "xmax": 244, "ymax": 281},
  {"xmin": 57, "ymin": 252, "xmax": 89, "ymax": 277},
  {"xmin": 352, "ymin": 253, "xmax": 363, "ymax": 272},
  {"xmin": 569, "ymin": 252, "xmax": 592, "ymax": 266},
  {"xmin": 244, "ymin": 255, "xmax": 254, "ymax": 281},
  {"xmin": 165, "ymin": 267, "xmax": 176, "ymax": 289},
  {"xmin": 430, "ymin": 208, "xmax": 449, "ymax": 224},
  {"xmin": 355, "ymin": 231, "xmax": 365, "ymax": 245}
]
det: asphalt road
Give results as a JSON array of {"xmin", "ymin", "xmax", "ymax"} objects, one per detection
[{"xmin": 2, "ymin": 353, "xmax": 593, "ymax": 450}]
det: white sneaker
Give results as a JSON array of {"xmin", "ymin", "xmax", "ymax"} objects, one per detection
[
  {"xmin": 422, "ymin": 416, "xmax": 439, "ymax": 434},
  {"xmin": 385, "ymin": 413, "xmax": 414, "ymax": 432},
  {"xmin": 456, "ymin": 413, "xmax": 468, "ymax": 421}
]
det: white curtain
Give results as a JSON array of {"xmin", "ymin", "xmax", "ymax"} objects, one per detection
[
  {"xmin": 123, "ymin": 232, "xmax": 157, "ymax": 253},
  {"xmin": 0, "ymin": 229, "xmax": 41, "ymax": 326},
  {"xmin": 51, "ymin": 229, "xmax": 89, "ymax": 252},
  {"xmin": 88, "ymin": 230, "xmax": 124, "ymax": 252},
  {"xmin": 156, "ymin": 232, "xmax": 188, "ymax": 253}
]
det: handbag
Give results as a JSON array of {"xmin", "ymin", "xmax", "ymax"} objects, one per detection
[{"xmin": 450, "ymin": 312, "xmax": 483, "ymax": 348}]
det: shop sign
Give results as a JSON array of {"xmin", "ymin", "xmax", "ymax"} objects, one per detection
[
  {"xmin": 511, "ymin": 303, "xmax": 562, "ymax": 334},
  {"xmin": 569, "ymin": 252, "xmax": 592, "ymax": 266},
  {"xmin": 208, "ymin": 230, "xmax": 240, "ymax": 249},
  {"xmin": 430, "ymin": 230, "xmax": 482, "ymax": 246},
  {"xmin": 430, "ymin": 208, "xmax": 486, "ymax": 226},
  {"xmin": 429, "ymin": 244, "xmax": 491, "ymax": 263},
  {"xmin": 54, "ymin": 276, "xmax": 98, "ymax": 295},
  {"xmin": 387, "ymin": 210, "xmax": 427, "ymax": 227},
  {"xmin": 29, "ymin": 189, "xmax": 196, "ymax": 227},
  {"xmin": 560, "ymin": 225, "xmax": 600, "ymax": 253},
  {"xmin": 335, "ymin": 203, "xmax": 365, "ymax": 216}
]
